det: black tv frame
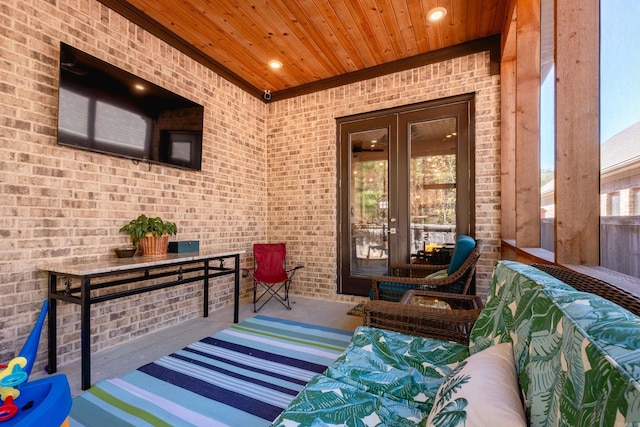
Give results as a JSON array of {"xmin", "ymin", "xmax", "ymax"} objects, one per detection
[{"xmin": 57, "ymin": 42, "xmax": 204, "ymax": 171}]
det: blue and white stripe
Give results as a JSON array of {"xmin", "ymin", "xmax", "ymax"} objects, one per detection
[{"xmin": 69, "ymin": 315, "xmax": 353, "ymax": 427}]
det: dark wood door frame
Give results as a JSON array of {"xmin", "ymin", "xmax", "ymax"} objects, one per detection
[{"xmin": 336, "ymin": 94, "xmax": 475, "ymax": 296}]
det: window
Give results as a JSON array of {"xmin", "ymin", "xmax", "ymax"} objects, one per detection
[
  {"xmin": 600, "ymin": 0, "xmax": 640, "ymax": 277},
  {"xmin": 610, "ymin": 193, "xmax": 621, "ymax": 216},
  {"xmin": 503, "ymin": 0, "xmax": 640, "ymax": 286},
  {"xmin": 540, "ymin": 0, "xmax": 555, "ymax": 252}
]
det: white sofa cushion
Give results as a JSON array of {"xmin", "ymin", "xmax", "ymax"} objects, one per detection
[{"xmin": 425, "ymin": 342, "xmax": 526, "ymax": 427}]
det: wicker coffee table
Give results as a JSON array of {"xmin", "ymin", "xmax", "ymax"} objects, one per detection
[{"xmin": 364, "ymin": 290, "xmax": 483, "ymax": 344}]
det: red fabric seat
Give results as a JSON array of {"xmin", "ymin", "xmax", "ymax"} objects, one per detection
[{"xmin": 246, "ymin": 243, "xmax": 302, "ymax": 312}]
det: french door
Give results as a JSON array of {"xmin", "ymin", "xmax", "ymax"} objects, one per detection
[{"xmin": 337, "ymin": 96, "xmax": 474, "ymax": 296}]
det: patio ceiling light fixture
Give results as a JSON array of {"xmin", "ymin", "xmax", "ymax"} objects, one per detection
[{"xmin": 427, "ymin": 7, "xmax": 447, "ymax": 22}]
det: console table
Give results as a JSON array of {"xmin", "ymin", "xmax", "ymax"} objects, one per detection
[{"xmin": 38, "ymin": 250, "xmax": 244, "ymax": 390}]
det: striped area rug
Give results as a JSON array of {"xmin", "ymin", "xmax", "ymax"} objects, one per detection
[{"xmin": 69, "ymin": 315, "xmax": 354, "ymax": 427}]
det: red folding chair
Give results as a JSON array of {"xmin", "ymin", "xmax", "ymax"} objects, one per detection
[{"xmin": 246, "ymin": 243, "xmax": 303, "ymax": 312}]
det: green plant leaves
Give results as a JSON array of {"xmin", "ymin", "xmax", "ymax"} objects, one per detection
[{"xmin": 119, "ymin": 213, "xmax": 177, "ymax": 242}]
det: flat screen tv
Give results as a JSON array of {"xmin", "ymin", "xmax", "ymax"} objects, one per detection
[{"xmin": 57, "ymin": 42, "xmax": 204, "ymax": 171}]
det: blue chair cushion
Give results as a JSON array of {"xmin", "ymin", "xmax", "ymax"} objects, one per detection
[
  {"xmin": 447, "ymin": 235, "xmax": 476, "ymax": 275},
  {"xmin": 370, "ymin": 282, "xmax": 407, "ymax": 302}
]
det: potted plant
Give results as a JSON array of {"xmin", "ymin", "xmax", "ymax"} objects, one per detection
[{"xmin": 119, "ymin": 214, "xmax": 178, "ymax": 256}]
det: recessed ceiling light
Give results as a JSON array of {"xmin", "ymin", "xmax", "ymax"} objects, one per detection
[
  {"xmin": 427, "ymin": 7, "xmax": 447, "ymax": 22},
  {"xmin": 133, "ymin": 83, "xmax": 145, "ymax": 91},
  {"xmin": 268, "ymin": 60, "xmax": 283, "ymax": 69}
]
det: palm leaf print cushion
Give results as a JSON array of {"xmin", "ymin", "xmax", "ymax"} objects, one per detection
[{"xmin": 425, "ymin": 342, "xmax": 526, "ymax": 427}]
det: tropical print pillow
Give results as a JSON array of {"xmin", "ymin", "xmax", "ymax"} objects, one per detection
[
  {"xmin": 425, "ymin": 342, "xmax": 526, "ymax": 427},
  {"xmin": 418, "ymin": 269, "xmax": 449, "ymax": 291},
  {"xmin": 271, "ymin": 327, "xmax": 470, "ymax": 426},
  {"xmin": 325, "ymin": 326, "xmax": 469, "ymax": 412},
  {"xmin": 270, "ymin": 373, "xmax": 430, "ymax": 427}
]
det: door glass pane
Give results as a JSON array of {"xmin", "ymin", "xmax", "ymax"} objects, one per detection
[
  {"xmin": 350, "ymin": 128, "xmax": 389, "ymax": 277},
  {"xmin": 409, "ymin": 118, "xmax": 457, "ymax": 257},
  {"xmin": 600, "ymin": 0, "xmax": 640, "ymax": 278}
]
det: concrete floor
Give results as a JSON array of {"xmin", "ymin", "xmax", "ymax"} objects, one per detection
[{"xmin": 56, "ymin": 296, "xmax": 365, "ymax": 397}]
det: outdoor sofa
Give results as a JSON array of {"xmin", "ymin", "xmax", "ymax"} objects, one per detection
[{"xmin": 271, "ymin": 260, "xmax": 640, "ymax": 426}]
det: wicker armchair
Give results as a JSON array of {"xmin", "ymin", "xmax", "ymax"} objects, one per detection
[
  {"xmin": 363, "ymin": 291, "xmax": 483, "ymax": 344},
  {"xmin": 371, "ymin": 240, "xmax": 483, "ymax": 301},
  {"xmin": 532, "ymin": 263, "xmax": 640, "ymax": 316}
]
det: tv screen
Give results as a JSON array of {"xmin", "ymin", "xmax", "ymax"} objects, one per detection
[{"xmin": 57, "ymin": 42, "xmax": 203, "ymax": 171}]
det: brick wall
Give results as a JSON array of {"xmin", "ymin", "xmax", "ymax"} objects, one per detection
[
  {"xmin": 267, "ymin": 53, "xmax": 502, "ymax": 301},
  {"xmin": 1, "ymin": 0, "xmax": 501, "ymax": 377},
  {"xmin": 1, "ymin": 0, "xmax": 266, "ymax": 372}
]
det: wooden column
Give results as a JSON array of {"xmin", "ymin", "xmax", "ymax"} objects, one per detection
[
  {"xmin": 501, "ymin": 59, "xmax": 517, "ymax": 242},
  {"xmin": 554, "ymin": 0, "xmax": 600, "ymax": 264},
  {"xmin": 500, "ymin": 2, "xmax": 517, "ymax": 243},
  {"xmin": 515, "ymin": 0, "xmax": 540, "ymax": 248}
]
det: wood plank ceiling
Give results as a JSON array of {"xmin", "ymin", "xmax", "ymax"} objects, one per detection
[{"xmin": 100, "ymin": 0, "xmax": 509, "ymax": 101}]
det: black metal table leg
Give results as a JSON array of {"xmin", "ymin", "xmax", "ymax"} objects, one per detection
[
  {"xmin": 81, "ymin": 276, "xmax": 91, "ymax": 390},
  {"xmin": 47, "ymin": 273, "xmax": 57, "ymax": 374},
  {"xmin": 234, "ymin": 253, "xmax": 240, "ymax": 323},
  {"xmin": 203, "ymin": 259, "xmax": 209, "ymax": 317}
]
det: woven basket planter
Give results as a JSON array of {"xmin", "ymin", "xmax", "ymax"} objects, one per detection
[{"xmin": 140, "ymin": 233, "xmax": 170, "ymax": 256}]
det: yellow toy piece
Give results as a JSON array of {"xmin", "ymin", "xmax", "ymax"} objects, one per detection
[
  {"xmin": 0, "ymin": 386, "xmax": 19, "ymax": 401},
  {"xmin": 0, "ymin": 357, "xmax": 28, "ymax": 388}
]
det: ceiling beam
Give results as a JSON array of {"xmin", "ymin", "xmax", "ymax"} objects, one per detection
[{"xmin": 272, "ymin": 35, "xmax": 501, "ymax": 102}]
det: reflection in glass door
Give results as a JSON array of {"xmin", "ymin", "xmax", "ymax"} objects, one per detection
[
  {"xmin": 409, "ymin": 118, "xmax": 458, "ymax": 256},
  {"xmin": 350, "ymin": 128, "xmax": 389, "ymax": 278}
]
